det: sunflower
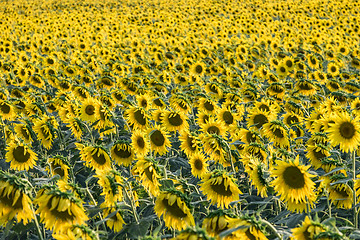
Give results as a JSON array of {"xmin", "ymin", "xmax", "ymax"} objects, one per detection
[
  {"xmin": 327, "ymin": 111, "xmax": 360, "ymax": 153},
  {"xmin": 189, "ymin": 152, "xmax": 208, "ymax": 178},
  {"xmin": 202, "ymin": 134, "xmax": 229, "ymax": 166},
  {"xmin": 0, "ymin": 100, "xmax": 15, "ymax": 121},
  {"xmin": 132, "ymin": 157, "xmax": 161, "ymax": 196},
  {"xmin": 200, "ymin": 171, "xmax": 242, "ymax": 209},
  {"xmin": 291, "ymin": 216, "xmax": 327, "ymax": 240},
  {"xmin": 5, "ymin": 141, "xmax": 37, "ymax": 171},
  {"xmin": 263, "ymin": 120, "xmax": 290, "ymax": 148},
  {"xmin": 14, "ymin": 123, "xmax": 33, "ymax": 144},
  {"xmin": 283, "ymin": 112, "xmax": 303, "ymax": 127},
  {"xmin": 78, "ymin": 97, "xmax": 100, "ymax": 123},
  {"xmin": 33, "ymin": 116, "xmax": 58, "ymax": 149},
  {"xmin": 202, "ymin": 211, "xmax": 240, "ymax": 238},
  {"xmin": 76, "ymin": 143, "xmax": 112, "ymax": 172},
  {"xmin": 276, "ymin": 62, "xmax": 289, "ymax": 79},
  {"xmin": 102, "ymin": 204, "xmax": 125, "ymax": 232},
  {"xmin": 245, "ymin": 158, "xmax": 269, "ymax": 198},
  {"xmin": 162, "ymin": 110, "xmax": 189, "ymax": 133},
  {"xmin": 48, "ymin": 155, "xmax": 70, "ymax": 180},
  {"xmin": 96, "ymin": 170, "xmax": 123, "ymax": 204},
  {"xmin": 124, "ymin": 106, "xmax": 149, "ymax": 130},
  {"xmin": 199, "ymin": 118, "xmax": 226, "ymax": 137},
  {"xmin": 271, "ymin": 156, "xmax": 316, "ymax": 213},
  {"xmin": 228, "ymin": 216, "xmax": 268, "ymax": 240},
  {"xmin": 247, "ymin": 108, "xmax": 275, "ymax": 132},
  {"xmin": 266, "ymin": 83, "xmax": 286, "ymax": 100},
  {"xmin": 179, "ymin": 130, "xmax": 201, "ymax": 157},
  {"xmin": 136, "ymin": 93, "xmax": 152, "ymax": 110},
  {"xmin": 327, "ymin": 62, "xmax": 340, "ymax": 76},
  {"xmin": 53, "ymin": 224, "xmax": 98, "ymax": 240},
  {"xmin": 0, "ymin": 171, "xmax": 34, "ymax": 225},
  {"xmin": 325, "ymin": 175, "xmax": 353, "ymax": 209},
  {"xmin": 34, "ymin": 188, "xmax": 88, "ymax": 233},
  {"xmin": 57, "ymin": 180, "xmax": 83, "ymax": 199},
  {"xmin": 197, "ymin": 98, "xmax": 218, "ymax": 115},
  {"xmin": 306, "ymin": 143, "xmax": 331, "ymax": 170},
  {"xmin": 190, "ymin": 61, "xmax": 206, "ymax": 77},
  {"xmin": 148, "ymin": 125, "xmax": 171, "ymax": 156},
  {"xmin": 154, "ymin": 190, "xmax": 195, "ymax": 230},
  {"xmin": 241, "ymin": 143, "xmax": 268, "ymax": 165},
  {"xmin": 217, "ymin": 107, "xmax": 238, "ymax": 134},
  {"xmin": 295, "ymin": 79, "xmax": 317, "ymax": 96},
  {"xmin": 282, "ymin": 56, "xmax": 295, "ymax": 72},
  {"xmin": 64, "ymin": 117, "xmax": 83, "ymax": 140},
  {"xmin": 130, "ymin": 130, "xmax": 149, "ymax": 157},
  {"xmin": 151, "ymin": 96, "xmax": 167, "ymax": 110}
]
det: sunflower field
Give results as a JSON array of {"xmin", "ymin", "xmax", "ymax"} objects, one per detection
[{"xmin": 2, "ymin": 0, "xmax": 360, "ymax": 239}]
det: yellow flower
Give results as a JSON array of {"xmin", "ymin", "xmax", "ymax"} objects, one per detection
[
  {"xmin": 0, "ymin": 172, "xmax": 34, "ymax": 226},
  {"xmin": 76, "ymin": 143, "xmax": 112, "ymax": 172},
  {"xmin": 291, "ymin": 216, "xmax": 326, "ymax": 240},
  {"xmin": 200, "ymin": 171, "xmax": 242, "ymax": 209},
  {"xmin": 154, "ymin": 191, "xmax": 195, "ymax": 230},
  {"xmin": 271, "ymin": 156, "xmax": 316, "ymax": 213},
  {"xmin": 327, "ymin": 111, "xmax": 360, "ymax": 153},
  {"xmin": 34, "ymin": 189, "xmax": 88, "ymax": 233},
  {"xmin": 5, "ymin": 141, "xmax": 37, "ymax": 171}
]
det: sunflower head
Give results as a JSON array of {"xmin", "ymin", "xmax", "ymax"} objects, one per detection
[
  {"xmin": 0, "ymin": 171, "xmax": 34, "ymax": 225},
  {"xmin": 34, "ymin": 188, "xmax": 88, "ymax": 233},
  {"xmin": 154, "ymin": 189, "xmax": 195, "ymax": 230},
  {"xmin": 200, "ymin": 170, "xmax": 242, "ymax": 209}
]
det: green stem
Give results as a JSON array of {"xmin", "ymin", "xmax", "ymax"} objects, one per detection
[
  {"xmin": 327, "ymin": 191, "xmax": 332, "ymax": 218},
  {"xmin": 353, "ymin": 150, "xmax": 358, "ymax": 228},
  {"xmin": 30, "ymin": 203, "xmax": 44, "ymax": 240},
  {"xmin": 124, "ymin": 184, "xmax": 139, "ymax": 224},
  {"xmin": 260, "ymin": 219, "xmax": 282, "ymax": 240}
]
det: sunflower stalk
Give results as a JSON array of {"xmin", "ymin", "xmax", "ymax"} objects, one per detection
[
  {"xmin": 260, "ymin": 219, "xmax": 282, "ymax": 240},
  {"xmin": 30, "ymin": 202, "xmax": 44, "ymax": 240},
  {"xmin": 124, "ymin": 184, "xmax": 139, "ymax": 224},
  {"xmin": 85, "ymin": 183, "xmax": 107, "ymax": 231},
  {"xmin": 353, "ymin": 150, "xmax": 358, "ymax": 228}
]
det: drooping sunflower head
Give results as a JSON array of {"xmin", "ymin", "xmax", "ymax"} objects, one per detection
[
  {"xmin": 173, "ymin": 227, "xmax": 213, "ymax": 240},
  {"xmin": 291, "ymin": 216, "xmax": 327, "ymax": 240},
  {"xmin": 34, "ymin": 189, "xmax": 88, "ymax": 233},
  {"xmin": 47, "ymin": 155, "xmax": 70, "ymax": 180},
  {"xmin": 179, "ymin": 130, "xmax": 201, "ymax": 157},
  {"xmin": 154, "ymin": 189, "xmax": 195, "ymax": 230},
  {"xmin": 200, "ymin": 170, "xmax": 242, "ymax": 209},
  {"xmin": 76, "ymin": 143, "xmax": 112, "ymax": 172},
  {"xmin": 5, "ymin": 141, "xmax": 37, "ymax": 171},
  {"xmin": 263, "ymin": 120, "xmax": 290, "ymax": 148},
  {"xmin": 96, "ymin": 170, "xmax": 123, "ymax": 204},
  {"xmin": 124, "ymin": 106, "xmax": 148, "ymax": 130},
  {"xmin": 111, "ymin": 140, "xmax": 134, "ymax": 167},
  {"xmin": 13, "ymin": 123, "xmax": 33, "ymax": 144},
  {"xmin": 101, "ymin": 203, "xmax": 125, "ymax": 232},
  {"xmin": 132, "ymin": 157, "xmax": 161, "ymax": 196},
  {"xmin": 0, "ymin": 171, "xmax": 34, "ymax": 226}
]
